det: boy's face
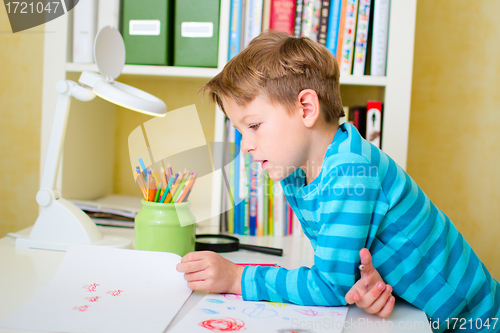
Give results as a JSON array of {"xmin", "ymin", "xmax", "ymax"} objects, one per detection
[{"xmin": 223, "ymin": 94, "xmax": 310, "ymax": 182}]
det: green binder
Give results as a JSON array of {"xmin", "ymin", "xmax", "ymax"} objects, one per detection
[
  {"xmin": 122, "ymin": 0, "xmax": 173, "ymax": 65},
  {"xmin": 174, "ymin": 0, "xmax": 220, "ymax": 68}
]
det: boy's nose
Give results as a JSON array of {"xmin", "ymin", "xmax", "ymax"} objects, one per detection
[{"xmin": 240, "ymin": 137, "xmax": 255, "ymax": 153}]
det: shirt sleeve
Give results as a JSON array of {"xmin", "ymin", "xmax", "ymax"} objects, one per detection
[{"xmin": 241, "ymin": 161, "xmax": 387, "ymax": 306}]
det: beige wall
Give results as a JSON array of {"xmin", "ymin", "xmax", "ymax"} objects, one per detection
[
  {"xmin": 1, "ymin": 1, "xmax": 499, "ymax": 282},
  {"xmin": 0, "ymin": 9, "xmax": 44, "ymax": 237},
  {"xmin": 407, "ymin": 0, "xmax": 500, "ymax": 279}
]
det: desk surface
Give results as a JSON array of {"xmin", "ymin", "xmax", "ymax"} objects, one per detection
[{"xmin": 0, "ymin": 227, "xmax": 432, "ymax": 333}]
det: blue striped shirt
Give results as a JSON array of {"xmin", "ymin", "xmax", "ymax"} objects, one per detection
[{"xmin": 241, "ymin": 123, "xmax": 500, "ymax": 332}]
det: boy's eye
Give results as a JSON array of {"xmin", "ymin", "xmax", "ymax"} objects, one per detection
[{"xmin": 249, "ymin": 123, "xmax": 260, "ymax": 130}]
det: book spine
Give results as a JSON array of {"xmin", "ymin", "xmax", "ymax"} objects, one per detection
[
  {"xmin": 243, "ymin": 0, "xmax": 264, "ymax": 47},
  {"xmin": 352, "ymin": 0, "xmax": 371, "ymax": 76},
  {"xmin": 269, "ymin": 0, "xmax": 297, "ymax": 34},
  {"xmin": 292, "ymin": 211, "xmax": 301, "ymax": 236},
  {"xmin": 370, "ymin": 0, "xmax": 390, "ymax": 76},
  {"xmin": 317, "ymin": 0, "xmax": 331, "ymax": 45},
  {"xmin": 300, "ymin": 0, "xmax": 321, "ymax": 41},
  {"xmin": 273, "ymin": 182, "xmax": 284, "ymax": 237},
  {"xmin": 335, "ymin": 0, "xmax": 348, "ymax": 61},
  {"xmin": 73, "ymin": 0, "xmax": 97, "ymax": 63},
  {"xmin": 228, "ymin": 0, "xmax": 243, "ymax": 59},
  {"xmin": 262, "ymin": 0, "xmax": 271, "ymax": 31},
  {"xmin": 366, "ymin": 100, "xmax": 383, "ymax": 148},
  {"xmin": 243, "ymin": 152, "xmax": 251, "ymax": 235},
  {"xmin": 293, "ymin": 0, "xmax": 303, "ymax": 37},
  {"xmin": 339, "ymin": 105, "xmax": 349, "ymax": 125},
  {"xmin": 268, "ymin": 178, "xmax": 274, "ymax": 235},
  {"xmin": 233, "ymin": 129, "xmax": 241, "ymax": 234},
  {"xmin": 97, "ymin": 0, "xmax": 121, "ymax": 31},
  {"xmin": 256, "ymin": 165, "xmax": 264, "ymax": 236},
  {"xmin": 339, "ymin": 0, "xmax": 358, "ymax": 74},
  {"xmin": 351, "ymin": 105, "xmax": 367, "ymax": 138},
  {"xmin": 325, "ymin": 0, "xmax": 342, "ymax": 54},
  {"xmin": 249, "ymin": 158, "xmax": 258, "ymax": 236},
  {"xmin": 263, "ymin": 171, "xmax": 269, "ymax": 235},
  {"xmin": 228, "ymin": 121, "xmax": 236, "ymax": 234}
]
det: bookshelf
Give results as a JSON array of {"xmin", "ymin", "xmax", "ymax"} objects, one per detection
[{"xmin": 40, "ymin": 0, "xmax": 416, "ymax": 233}]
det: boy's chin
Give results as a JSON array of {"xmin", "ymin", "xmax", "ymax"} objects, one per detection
[{"xmin": 267, "ymin": 172, "xmax": 286, "ymax": 182}]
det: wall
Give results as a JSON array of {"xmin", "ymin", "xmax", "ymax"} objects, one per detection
[
  {"xmin": 407, "ymin": 0, "xmax": 500, "ymax": 279},
  {"xmin": 0, "ymin": 9, "xmax": 44, "ymax": 237}
]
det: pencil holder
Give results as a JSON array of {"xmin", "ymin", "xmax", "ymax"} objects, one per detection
[{"xmin": 134, "ymin": 200, "xmax": 196, "ymax": 256}]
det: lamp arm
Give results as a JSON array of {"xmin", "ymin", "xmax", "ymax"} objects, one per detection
[{"xmin": 37, "ymin": 81, "xmax": 96, "ymax": 202}]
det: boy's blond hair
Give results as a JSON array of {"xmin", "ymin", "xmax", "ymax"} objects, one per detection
[{"xmin": 200, "ymin": 31, "xmax": 344, "ymax": 123}]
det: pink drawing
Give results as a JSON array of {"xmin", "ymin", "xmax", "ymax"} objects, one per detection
[
  {"xmin": 106, "ymin": 290, "xmax": 124, "ymax": 296},
  {"xmin": 293, "ymin": 308, "xmax": 324, "ymax": 316},
  {"xmin": 199, "ymin": 318, "xmax": 245, "ymax": 332},
  {"xmin": 73, "ymin": 305, "xmax": 90, "ymax": 312},
  {"xmin": 223, "ymin": 294, "xmax": 243, "ymax": 300},
  {"xmin": 330, "ymin": 311, "xmax": 344, "ymax": 317},
  {"xmin": 83, "ymin": 283, "xmax": 99, "ymax": 292},
  {"xmin": 85, "ymin": 296, "xmax": 101, "ymax": 302}
]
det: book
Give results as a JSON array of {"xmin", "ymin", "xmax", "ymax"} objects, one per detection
[
  {"xmin": 256, "ymin": 164, "xmax": 264, "ymax": 236},
  {"xmin": 317, "ymin": 0, "xmax": 331, "ymax": 45},
  {"xmin": 370, "ymin": 0, "xmax": 391, "ymax": 76},
  {"xmin": 325, "ymin": 0, "xmax": 342, "ymax": 56},
  {"xmin": 262, "ymin": 0, "xmax": 272, "ymax": 31},
  {"xmin": 97, "ymin": 0, "xmax": 121, "ymax": 31},
  {"xmin": 273, "ymin": 181, "xmax": 284, "ymax": 236},
  {"xmin": 352, "ymin": 0, "xmax": 372, "ymax": 75},
  {"xmin": 268, "ymin": 178, "xmax": 274, "ymax": 234},
  {"xmin": 243, "ymin": 0, "xmax": 264, "ymax": 47},
  {"xmin": 227, "ymin": 121, "xmax": 237, "ymax": 234},
  {"xmin": 335, "ymin": 0, "xmax": 348, "ymax": 62},
  {"xmin": 122, "ymin": 0, "xmax": 172, "ymax": 65},
  {"xmin": 70, "ymin": 194, "xmax": 142, "ymax": 219},
  {"xmin": 73, "ymin": 0, "xmax": 97, "ymax": 63},
  {"xmin": 349, "ymin": 105, "xmax": 367, "ymax": 138},
  {"xmin": 300, "ymin": 0, "xmax": 321, "ymax": 41},
  {"xmin": 262, "ymin": 171, "xmax": 270, "ymax": 235},
  {"xmin": 242, "ymin": 152, "xmax": 251, "ymax": 234},
  {"xmin": 249, "ymin": 158, "xmax": 259, "ymax": 236},
  {"xmin": 366, "ymin": 100, "xmax": 383, "ymax": 148},
  {"xmin": 293, "ymin": 0, "xmax": 304, "ymax": 37},
  {"xmin": 228, "ymin": 0, "xmax": 244, "ymax": 59},
  {"xmin": 174, "ymin": 0, "xmax": 220, "ymax": 67},
  {"xmin": 339, "ymin": 105, "xmax": 349, "ymax": 124},
  {"xmin": 339, "ymin": 0, "xmax": 359, "ymax": 74},
  {"xmin": 269, "ymin": 0, "xmax": 296, "ymax": 35},
  {"xmin": 234, "ymin": 129, "xmax": 242, "ymax": 235}
]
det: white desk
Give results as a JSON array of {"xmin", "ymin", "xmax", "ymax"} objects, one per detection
[{"xmin": 0, "ymin": 227, "xmax": 432, "ymax": 333}]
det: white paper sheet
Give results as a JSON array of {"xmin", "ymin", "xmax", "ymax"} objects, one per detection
[
  {"xmin": 0, "ymin": 244, "xmax": 192, "ymax": 333},
  {"xmin": 169, "ymin": 293, "xmax": 348, "ymax": 333}
]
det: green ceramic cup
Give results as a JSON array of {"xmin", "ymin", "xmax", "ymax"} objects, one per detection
[{"xmin": 134, "ymin": 200, "xmax": 196, "ymax": 256}]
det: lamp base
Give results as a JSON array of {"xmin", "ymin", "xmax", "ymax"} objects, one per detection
[{"xmin": 16, "ymin": 234, "xmax": 132, "ymax": 252}]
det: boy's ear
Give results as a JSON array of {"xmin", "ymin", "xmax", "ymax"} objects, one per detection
[{"xmin": 297, "ymin": 89, "xmax": 321, "ymax": 128}]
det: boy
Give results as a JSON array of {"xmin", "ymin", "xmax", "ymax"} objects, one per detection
[{"xmin": 177, "ymin": 31, "xmax": 500, "ymax": 332}]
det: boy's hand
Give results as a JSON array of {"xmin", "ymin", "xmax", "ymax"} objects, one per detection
[
  {"xmin": 345, "ymin": 248, "xmax": 395, "ymax": 318},
  {"xmin": 176, "ymin": 251, "xmax": 245, "ymax": 294}
]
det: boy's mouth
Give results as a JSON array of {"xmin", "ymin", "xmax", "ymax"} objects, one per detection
[{"xmin": 261, "ymin": 160, "xmax": 268, "ymax": 168}]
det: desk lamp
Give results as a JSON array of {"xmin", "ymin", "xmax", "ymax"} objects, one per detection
[{"xmin": 16, "ymin": 27, "xmax": 166, "ymax": 251}]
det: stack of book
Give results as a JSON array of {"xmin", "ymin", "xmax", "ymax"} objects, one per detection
[
  {"xmin": 220, "ymin": 119, "xmax": 303, "ymax": 237},
  {"xmin": 229, "ymin": 0, "xmax": 391, "ymax": 76},
  {"xmin": 220, "ymin": 100, "xmax": 383, "ymax": 237}
]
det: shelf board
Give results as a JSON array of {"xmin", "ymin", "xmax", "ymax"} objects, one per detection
[
  {"xmin": 66, "ymin": 63, "xmax": 222, "ymax": 78},
  {"xmin": 339, "ymin": 74, "xmax": 387, "ymax": 86},
  {"xmin": 67, "ymin": 63, "xmax": 387, "ymax": 85}
]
